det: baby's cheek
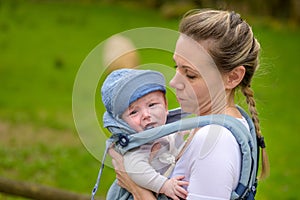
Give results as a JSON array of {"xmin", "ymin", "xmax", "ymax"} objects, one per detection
[{"xmin": 127, "ymin": 117, "xmax": 143, "ymax": 132}]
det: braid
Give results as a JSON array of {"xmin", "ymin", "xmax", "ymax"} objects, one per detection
[
  {"xmin": 241, "ymin": 86, "xmax": 261, "ymax": 136},
  {"xmin": 242, "ymin": 86, "xmax": 270, "ymax": 180}
]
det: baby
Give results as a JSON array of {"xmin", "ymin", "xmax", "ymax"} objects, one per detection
[{"xmin": 101, "ymin": 69, "xmax": 188, "ymax": 200}]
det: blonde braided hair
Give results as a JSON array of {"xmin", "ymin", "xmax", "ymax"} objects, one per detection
[{"xmin": 242, "ymin": 86, "xmax": 269, "ymax": 180}]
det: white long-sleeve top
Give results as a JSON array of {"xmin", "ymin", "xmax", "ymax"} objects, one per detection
[{"xmin": 171, "ymin": 118, "xmax": 249, "ymax": 200}]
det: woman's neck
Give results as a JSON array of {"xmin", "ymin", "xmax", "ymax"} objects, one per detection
[
  {"xmin": 224, "ymin": 91, "xmax": 242, "ymax": 118},
  {"xmin": 197, "ymin": 90, "xmax": 242, "ymax": 118},
  {"xmin": 225, "ymin": 105, "xmax": 243, "ymax": 118}
]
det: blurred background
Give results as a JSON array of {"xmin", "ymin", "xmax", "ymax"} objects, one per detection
[{"xmin": 0, "ymin": 0, "xmax": 299, "ymax": 199}]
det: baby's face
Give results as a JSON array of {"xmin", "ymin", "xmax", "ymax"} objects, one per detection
[{"xmin": 121, "ymin": 91, "xmax": 168, "ymax": 132}]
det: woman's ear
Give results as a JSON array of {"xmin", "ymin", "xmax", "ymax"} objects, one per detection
[{"xmin": 224, "ymin": 66, "xmax": 246, "ymax": 89}]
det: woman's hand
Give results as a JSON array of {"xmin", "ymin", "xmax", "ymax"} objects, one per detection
[{"xmin": 108, "ymin": 148, "xmax": 156, "ymax": 200}]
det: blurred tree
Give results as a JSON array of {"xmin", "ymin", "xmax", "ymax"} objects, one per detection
[
  {"xmin": 291, "ymin": 0, "xmax": 300, "ymax": 23},
  {"xmin": 20, "ymin": 0, "xmax": 300, "ymax": 24},
  {"xmin": 268, "ymin": 0, "xmax": 291, "ymax": 19},
  {"xmin": 160, "ymin": 0, "xmax": 197, "ymax": 19}
]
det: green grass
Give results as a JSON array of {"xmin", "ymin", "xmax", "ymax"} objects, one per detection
[
  {"xmin": 0, "ymin": 1, "xmax": 299, "ymax": 199},
  {"xmin": 250, "ymin": 26, "xmax": 300, "ymax": 200}
]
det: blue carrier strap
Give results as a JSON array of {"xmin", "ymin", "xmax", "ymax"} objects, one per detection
[
  {"xmin": 113, "ymin": 106, "xmax": 258, "ymax": 200},
  {"xmin": 236, "ymin": 106, "xmax": 258, "ymax": 200}
]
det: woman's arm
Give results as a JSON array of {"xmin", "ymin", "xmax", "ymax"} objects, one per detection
[{"xmin": 108, "ymin": 148, "xmax": 157, "ymax": 200}]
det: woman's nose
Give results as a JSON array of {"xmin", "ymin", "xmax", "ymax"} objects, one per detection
[{"xmin": 170, "ymin": 71, "xmax": 184, "ymax": 90}]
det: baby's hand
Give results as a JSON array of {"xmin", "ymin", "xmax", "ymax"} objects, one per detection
[{"xmin": 159, "ymin": 175, "xmax": 189, "ymax": 200}]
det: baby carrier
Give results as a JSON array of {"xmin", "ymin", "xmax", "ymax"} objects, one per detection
[{"xmin": 91, "ymin": 105, "xmax": 260, "ymax": 200}]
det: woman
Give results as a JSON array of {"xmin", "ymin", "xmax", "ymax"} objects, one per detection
[{"xmin": 109, "ymin": 9, "xmax": 269, "ymax": 199}]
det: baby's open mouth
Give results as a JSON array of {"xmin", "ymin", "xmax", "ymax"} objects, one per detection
[{"xmin": 144, "ymin": 123, "xmax": 156, "ymax": 130}]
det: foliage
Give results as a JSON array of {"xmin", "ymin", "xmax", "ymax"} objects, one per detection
[{"xmin": 104, "ymin": 0, "xmax": 300, "ymax": 24}]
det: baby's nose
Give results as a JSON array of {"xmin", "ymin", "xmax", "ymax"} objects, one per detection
[{"xmin": 142, "ymin": 108, "xmax": 151, "ymax": 119}]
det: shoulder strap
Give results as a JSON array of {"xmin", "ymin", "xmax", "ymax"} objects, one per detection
[{"xmin": 234, "ymin": 106, "xmax": 258, "ymax": 200}]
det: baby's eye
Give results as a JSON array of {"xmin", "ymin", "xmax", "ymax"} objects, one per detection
[
  {"xmin": 129, "ymin": 110, "xmax": 138, "ymax": 116},
  {"xmin": 149, "ymin": 103, "xmax": 157, "ymax": 107}
]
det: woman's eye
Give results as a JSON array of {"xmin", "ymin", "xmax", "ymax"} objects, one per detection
[
  {"xmin": 186, "ymin": 70, "xmax": 197, "ymax": 79},
  {"xmin": 186, "ymin": 74, "xmax": 197, "ymax": 79},
  {"xmin": 175, "ymin": 65, "xmax": 198, "ymax": 79}
]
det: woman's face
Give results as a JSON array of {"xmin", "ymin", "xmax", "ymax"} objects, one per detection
[
  {"xmin": 170, "ymin": 55, "xmax": 211, "ymax": 115},
  {"xmin": 170, "ymin": 35, "xmax": 226, "ymax": 115}
]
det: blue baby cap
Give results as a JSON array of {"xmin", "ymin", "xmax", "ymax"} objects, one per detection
[{"xmin": 101, "ymin": 68, "xmax": 166, "ymax": 117}]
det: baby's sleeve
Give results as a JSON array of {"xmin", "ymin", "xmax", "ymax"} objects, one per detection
[{"xmin": 123, "ymin": 143, "xmax": 168, "ymax": 193}]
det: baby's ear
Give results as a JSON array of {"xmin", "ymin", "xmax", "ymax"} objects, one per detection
[
  {"xmin": 164, "ymin": 96, "xmax": 169, "ymax": 113},
  {"xmin": 224, "ymin": 66, "xmax": 246, "ymax": 89}
]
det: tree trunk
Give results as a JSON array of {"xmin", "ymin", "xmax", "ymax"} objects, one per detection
[{"xmin": 0, "ymin": 177, "xmax": 104, "ymax": 200}]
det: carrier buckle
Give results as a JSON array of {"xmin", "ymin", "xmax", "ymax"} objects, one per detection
[{"xmin": 118, "ymin": 134, "xmax": 129, "ymax": 147}]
